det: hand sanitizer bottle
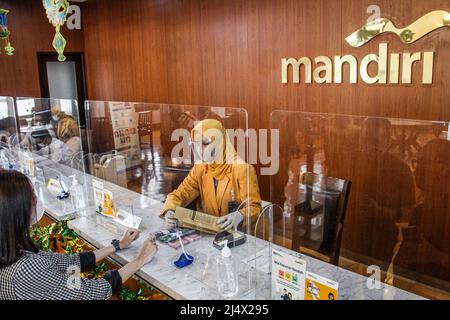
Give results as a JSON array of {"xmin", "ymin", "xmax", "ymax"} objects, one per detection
[
  {"xmin": 216, "ymin": 240, "xmax": 239, "ymax": 298},
  {"xmin": 70, "ymin": 175, "xmax": 86, "ymax": 212}
]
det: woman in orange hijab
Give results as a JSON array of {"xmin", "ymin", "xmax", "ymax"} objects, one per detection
[{"xmin": 161, "ymin": 119, "xmax": 261, "ymax": 231}]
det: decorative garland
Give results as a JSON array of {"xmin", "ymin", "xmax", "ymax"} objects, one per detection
[
  {"xmin": 31, "ymin": 221, "xmax": 168, "ymax": 300},
  {"xmin": 0, "ymin": 9, "xmax": 14, "ymax": 55},
  {"xmin": 42, "ymin": 0, "xmax": 69, "ymax": 61}
]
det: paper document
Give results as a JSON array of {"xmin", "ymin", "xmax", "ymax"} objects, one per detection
[{"xmin": 174, "ymin": 206, "xmax": 221, "ymax": 234}]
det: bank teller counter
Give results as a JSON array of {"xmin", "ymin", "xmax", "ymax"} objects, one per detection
[
  {"xmin": 3, "ymin": 97, "xmax": 428, "ymax": 299},
  {"xmin": 269, "ymin": 110, "xmax": 450, "ymax": 298},
  {"xmin": 8, "ymin": 139, "xmax": 422, "ymax": 300},
  {"xmin": 2, "ymin": 148, "xmax": 415, "ymax": 300},
  {"xmin": 54, "ymin": 101, "xmax": 271, "ymax": 298}
]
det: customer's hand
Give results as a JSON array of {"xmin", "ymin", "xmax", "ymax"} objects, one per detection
[
  {"xmin": 136, "ymin": 234, "xmax": 158, "ymax": 266},
  {"xmin": 120, "ymin": 228, "xmax": 140, "ymax": 249},
  {"xmin": 217, "ymin": 211, "xmax": 244, "ymax": 231},
  {"xmin": 163, "ymin": 210, "xmax": 177, "ymax": 229}
]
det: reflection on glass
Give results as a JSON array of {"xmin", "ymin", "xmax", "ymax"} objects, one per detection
[
  {"xmin": 270, "ymin": 111, "xmax": 450, "ymax": 298},
  {"xmin": 0, "ymin": 97, "xmax": 17, "ymax": 149},
  {"xmin": 15, "ymin": 98, "xmax": 83, "ymax": 170}
]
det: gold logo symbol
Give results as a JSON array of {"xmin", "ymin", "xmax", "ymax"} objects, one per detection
[{"xmin": 346, "ymin": 10, "xmax": 450, "ymax": 47}]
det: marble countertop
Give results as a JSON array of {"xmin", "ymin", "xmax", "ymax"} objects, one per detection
[{"xmin": 36, "ymin": 168, "xmax": 425, "ymax": 300}]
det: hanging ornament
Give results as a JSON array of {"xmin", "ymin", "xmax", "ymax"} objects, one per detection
[
  {"xmin": 42, "ymin": 0, "xmax": 70, "ymax": 62},
  {"xmin": 0, "ymin": 9, "xmax": 14, "ymax": 56}
]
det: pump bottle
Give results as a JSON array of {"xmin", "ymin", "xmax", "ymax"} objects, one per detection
[
  {"xmin": 216, "ymin": 240, "xmax": 239, "ymax": 298},
  {"xmin": 70, "ymin": 175, "xmax": 86, "ymax": 212}
]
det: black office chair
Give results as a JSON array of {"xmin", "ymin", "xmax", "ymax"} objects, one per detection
[{"xmin": 292, "ymin": 172, "xmax": 351, "ymax": 265}]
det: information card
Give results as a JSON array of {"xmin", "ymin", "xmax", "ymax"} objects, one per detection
[
  {"xmin": 304, "ymin": 271, "xmax": 339, "ymax": 300},
  {"xmin": 271, "ymin": 248, "xmax": 306, "ymax": 300},
  {"xmin": 93, "ymin": 179, "xmax": 115, "ymax": 218}
]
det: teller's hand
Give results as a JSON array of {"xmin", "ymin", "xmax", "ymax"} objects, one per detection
[
  {"xmin": 163, "ymin": 210, "xmax": 177, "ymax": 229},
  {"xmin": 217, "ymin": 211, "xmax": 244, "ymax": 231}
]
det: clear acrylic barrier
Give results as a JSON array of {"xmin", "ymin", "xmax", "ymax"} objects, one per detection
[
  {"xmin": 84, "ymin": 100, "xmax": 257, "ymax": 299},
  {"xmin": 6, "ymin": 97, "xmax": 89, "ymax": 221},
  {"xmin": 14, "ymin": 97, "xmax": 85, "ymax": 171},
  {"xmin": 0, "ymin": 97, "xmax": 17, "ymax": 149},
  {"xmin": 268, "ymin": 110, "xmax": 450, "ymax": 299}
]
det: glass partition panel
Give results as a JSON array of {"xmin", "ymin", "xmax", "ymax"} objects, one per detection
[
  {"xmin": 84, "ymin": 101, "xmax": 257, "ymax": 299},
  {"xmin": 85, "ymin": 102, "xmax": 249, "ymax": 195},
  {"xmin": 270, "ymin": 110, "xmax": 450, "ymax": 299},
  {"xmin": 0, "ymin": 96, "xmax": 16, "ymax": 152},
  {"xmin": 15, "ymin": 97, "xmax": 84, "ymax": 171},
  {"xmin": 0, "ymin": 97, "xmax": 89, "ymax": 221}
]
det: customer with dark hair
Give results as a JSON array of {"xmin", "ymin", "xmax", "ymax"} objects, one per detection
[{"xmin": 0, "ymin": 169, "xmax": 158, "ymax": 300}]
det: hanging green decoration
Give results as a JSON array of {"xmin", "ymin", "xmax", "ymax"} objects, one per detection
[
  {"xmin": 0, "ymin": 9, "xmax": 14, "ymax": 56},
  {"xmin": 42, "ymin": 0, "xmax": 70, "ymax": 62}
]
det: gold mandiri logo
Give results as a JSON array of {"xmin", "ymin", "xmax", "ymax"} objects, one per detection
[
  {"xmin": 281, "ymin": 10, "xmax": 449, "ymax": 85},
  {"xmin": 345, "ymin": 10, "xmax": 449, "ymax": 47}
]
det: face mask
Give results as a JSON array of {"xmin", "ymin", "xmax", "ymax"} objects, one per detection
[
  {"xmin": 192, "ymin": 139, "xmax": 217, "ymax": 164},
  {"xmin": 37, "ymin": 143, "xmax": 46, "ymax": 149},
  {"xmin": 52, "ymin": 115, "xmax": 59, "ymax": 121},
  {"xmin": 202, "ymin": 144, "xmax": 217, "ymax": 163}
]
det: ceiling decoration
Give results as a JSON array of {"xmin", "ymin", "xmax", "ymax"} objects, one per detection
[
  {"xmin": 0, "ymin": 9, "xmax": 14, "ymax": 56},
  {"xmin": 42, "ymin": 0, "xmax": 70, "ymax": 61}
]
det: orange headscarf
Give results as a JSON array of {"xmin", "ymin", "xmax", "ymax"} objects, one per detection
[
  {"xmin": 57, "ymin": 117, "xmax": 80, "ymax": 141},
  {"xmin": 191, "ymin": 119, "xmax": 243, "ymax": 180}
]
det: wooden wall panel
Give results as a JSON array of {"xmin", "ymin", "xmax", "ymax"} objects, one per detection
[
  {"xmin": 0, "ymin": 0, "xmax": 84, "ymax": 98},
  {"xmin": 82, "ymin": 0, "xmax": 450, "ymax": 128},
  {"xmin": 82, "ymin": 0, "xmax": 168, "ymax": 103}
]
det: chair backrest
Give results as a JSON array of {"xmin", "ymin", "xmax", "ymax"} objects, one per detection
[
  {"xmin": 138, "ymin": 111, "xmax": 153, "ymax": 127},
  {"xmin": 90, "ymin": 117, "xmax": 114, "ymax": 152},
  {"xmin": 295, "ymin": 171, "xmax": 352, "ymax": 265}
]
